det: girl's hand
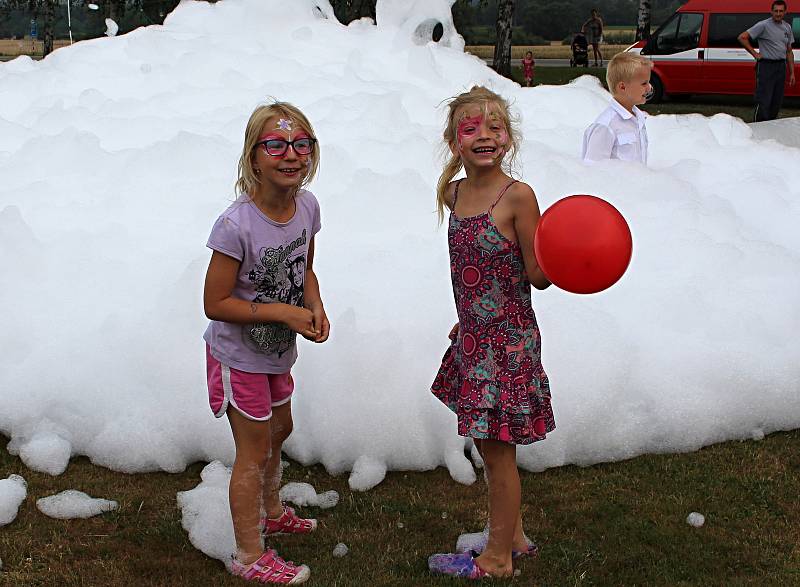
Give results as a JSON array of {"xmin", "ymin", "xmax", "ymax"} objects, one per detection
[
  {"xmin": 310, "ymin": 306, "xmax": 330, "ymax": 343},
  {"xmin": 284, "ymin": 305, "xmax": 318, "ymax": 339},
  {"xmin": 448, "ymin": 322, "xmax": 459, "ymax": 341}
]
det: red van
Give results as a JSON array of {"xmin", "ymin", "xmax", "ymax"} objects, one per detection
[{"xmin": 628, "ymin": 0, "xmax": 800, "ymax": 102}]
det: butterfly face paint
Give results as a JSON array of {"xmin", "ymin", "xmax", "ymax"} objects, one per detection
[
  {"xmin": 454, "ymin": 105, "xmax": 509, "ymax": 164},
  {"xmin": 456, "ymin": 114, "xmax": 483, "ymax": 148},
  {"xmin": 276, "ymin": 118, "xmax": 293, "ymax": 132}
]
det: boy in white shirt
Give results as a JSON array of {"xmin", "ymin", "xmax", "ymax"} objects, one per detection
[{"xmin": 582, "ymin": 52, "xmax": 653, "ymax": 164}]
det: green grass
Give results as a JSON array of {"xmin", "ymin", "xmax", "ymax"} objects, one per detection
[
  {"xmin": 511, "ymin": 66, "xmax": 800, "ymax": 121},
  {"xmin": 1, "ymin": 430, "xmax": 799, "ymax": 585}
]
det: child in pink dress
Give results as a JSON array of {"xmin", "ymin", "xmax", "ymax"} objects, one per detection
[
  {"xmin": 522, "ymin": 51, "xmax": 535, "ymax": 87},
  {"xmin": 428, "ymin": 86, "xmax": 555, "ymax": 580}
]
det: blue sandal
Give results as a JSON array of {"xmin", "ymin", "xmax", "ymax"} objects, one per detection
[{"xmin": 428, "ymin": 552, "xmax": 491, "ymax": 579}]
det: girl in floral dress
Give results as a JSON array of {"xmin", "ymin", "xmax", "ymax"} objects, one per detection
[
  {"xmin": 522, "ymin": 50, "xmax": 535, "ymax": 87},
  {"xmin": 428, "ymin": 86, "xmax": 555, "ymax": 580}
]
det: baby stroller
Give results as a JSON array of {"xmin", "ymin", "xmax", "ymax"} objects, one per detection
[{"xmin": 570, "ymin": 31, "xmax": 589, "ymax": 67}]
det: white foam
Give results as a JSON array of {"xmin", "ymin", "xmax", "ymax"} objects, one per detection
[
  {"xmin": 0, "ymin": 0, "xmax": 797, "ymax": 497},
  {"xmin": 36, "ymin": 490, "xmax": 117, "ymax": 519},
  {"xmin": 0, "ymin": 474, "xmax": 27, "ymax": 526},
  {"xmin": 279, "ymin": 482, "xmax": 339, "ymax": 509}
]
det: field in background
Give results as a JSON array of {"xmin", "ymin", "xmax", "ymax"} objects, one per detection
[
  {"xmin": 0, "ymin": 38, "xmax": 72, "ymax": 58},
  {"xmin": 508, "ymin": 66, "xmax": 800, "ymax": 122},
  {"xmin": 466, "ymin": 44, "xmax": 629, "ymax": 60}
]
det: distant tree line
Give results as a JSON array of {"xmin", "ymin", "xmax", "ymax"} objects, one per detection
[
  {"xmin": 1, "ymin": 0, "xmax": 687, "ymax": 60},
  {"xmin": 0, "ymin": 1, "xmax": 184, "ymax": 54},
  {"xmin": 327, "ymin": 1, "xmax": 688, "ymax": 43},
  {"xmin": 454, "ymin": 0, "xmax": 686, "ymax": 42}
]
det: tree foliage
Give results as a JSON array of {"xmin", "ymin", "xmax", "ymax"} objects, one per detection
[{"xmin": 328, "ymin": 0, "xmax": 375, "ymax": 23}]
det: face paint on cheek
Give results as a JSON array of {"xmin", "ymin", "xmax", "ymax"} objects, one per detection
[{"xmin": 456, "ymin": 114, "xmax": 483, "ymax": 146}]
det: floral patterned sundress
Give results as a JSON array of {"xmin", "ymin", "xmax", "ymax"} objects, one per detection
[{"xmin": 431, "ymin": 179, "xmax": 555, "ymax": 445}]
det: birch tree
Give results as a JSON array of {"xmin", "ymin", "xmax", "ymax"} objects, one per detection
[
  {"xmin": 492, "ymin": 0, "xmax": 515, "ymax": 77},
  {"xmin": 42, "ymin": 0, "xmax": 55, "ymax": 56},
  {"xmin": 636, "ymin": 0, "xmax": 652, "ymax": 41}
]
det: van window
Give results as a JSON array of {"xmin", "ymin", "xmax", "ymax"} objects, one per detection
[
  {"xmin": 644, "ymin": 12, "xmax": 704, "ymax": 55},
  {"xmin": 708, "ymin": 13, "xmax": 768, "ymax": 47},
  {"xmin": 791, "ymin": 16, "xmax": 800, "ymax": 48}
]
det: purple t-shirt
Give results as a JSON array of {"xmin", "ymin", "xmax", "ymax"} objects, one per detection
[{"xmin": 203, "ymin": 190, "xmax": 321, "ymax": 373}]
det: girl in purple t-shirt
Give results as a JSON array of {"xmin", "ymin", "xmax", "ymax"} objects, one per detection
[{"xmin": 203, "ymin": 101, "xmax": 328, "ymax": 585}]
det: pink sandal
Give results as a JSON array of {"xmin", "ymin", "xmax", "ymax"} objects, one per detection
[
  {"xmin": 230, "ymin": 549, "xmax": 310, "ymax": 584},
  {"xmin": 262, "ymin": 505, "xmax": 317, "ymax": 536}
]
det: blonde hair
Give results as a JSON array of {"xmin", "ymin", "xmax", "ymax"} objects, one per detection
[
  {"xmin": 606, "ymin": 52, "xmax": 653, "ymax": 93},
  {"xmin": 235, "ymin": 101, "xmax": 320, "ymax": 197},
  {"xmin": 436, "ymin": 86, "xmax": 520, "ymax": 224}
]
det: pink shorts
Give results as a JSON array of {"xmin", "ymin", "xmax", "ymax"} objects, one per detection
[{"xmin": 206, "ymin": 346, "xmax": 294, "ymax": 421}]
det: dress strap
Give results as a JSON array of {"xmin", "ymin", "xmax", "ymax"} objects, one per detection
[
  {"xmin": 489, "ymin": 180, "xmax": 518, "ymax": 214},
  {"xmin": 451, "ymin": 178, "xmax": 464, "ymax": 209}
]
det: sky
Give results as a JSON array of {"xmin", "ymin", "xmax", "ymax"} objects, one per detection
[{"xmin": 1, "ymin": 0, "xmax": 799, "ymax": 559}]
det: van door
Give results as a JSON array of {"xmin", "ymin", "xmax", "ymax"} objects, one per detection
[
  {"xmin": 704, "ymin": 12, "xmax": 769, "ymax": 95},
  {"xmin": 788, "ymin": 14, "xmax": 800, "ymax": 97},
  {"xmin": 642, "ymin": 12, "xmax": 705, "ymax": 95}
]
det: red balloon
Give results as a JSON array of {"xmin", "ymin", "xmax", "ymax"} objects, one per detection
[{"xmin": 534, "ymin": 195, "xmax": 632, "ymax": 294}]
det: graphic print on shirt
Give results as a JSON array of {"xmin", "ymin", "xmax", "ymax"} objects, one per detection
[{"xmin": 245, "ymin": 229, "xmax": 307, "ymax": 357}]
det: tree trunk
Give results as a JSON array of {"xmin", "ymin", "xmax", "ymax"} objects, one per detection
[
  {"xmin": 330, "ymin": 0, "xmax": 376, "ymax": 24},
  {"xmin": 636, "ymin": 0, "xmax": 652, "ymax": 42},
  {"xmin": 492, "ymin": 0, "xmax": 514, "ymax": 78},
  {"xmin": 42, "ymin": 0, "xmax": 55, "ymax": 57},
  {"xmin": 109, "ymin": 0, "xmax": 126, "ymax": 21}
]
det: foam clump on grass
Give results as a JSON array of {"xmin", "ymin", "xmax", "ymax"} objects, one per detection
[
  {"xmin": 686, "ymin": 512, "xmax": 706, "ymax": 527},
  {"xmin": 332, "ymin": 543, "xmax": 349, "ymax": 557},
  {"xmin": 36, "ymin": 490, "xmax": 117, "ymax": 519},
  {"xmin": 7, "ymin": 428, "xmax": 72, "ymax": 476},
  {"xmin": 177, "ymin": 461, "xmax": 236, "ymax": 568},
  {"xmin": 178, "ymin": 461, "xmax": 335, "ymax": 566},
  {"xmin": 279, "ymin": 482, "xmax": 339, "ymax": 509},
  {"xmin": 456, "ymin": 529, "xmax": 488, "ymax": 553},
  {"xmin": 0, "ymin": 474, "xmax": 27, "ymax": 526}
]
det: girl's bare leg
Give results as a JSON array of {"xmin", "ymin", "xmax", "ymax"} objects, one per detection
[
  {"xmin": 227, "ymin": 408, "xmax": 271, "ymax": 564},
  {"xmin": 475, "ymin": 440, "xmax": 529, "ymax": 552},
  {"xmin": 261, "ymin": 402, "xmax": 293, "ymax": 519},
  {"xmin": 474, "ymin": 439, "xmax": 519, "ymax": 577}
]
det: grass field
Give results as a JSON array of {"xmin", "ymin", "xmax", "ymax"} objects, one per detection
[
  {"xmin": 1, "ymin": 430, "xmax": 798, "ymax": 585},
  {"xmin": 0, "ymin": 38, "xmax": 71, "ymax": 58},
  {"xmin": 509, "ymin": 66, "xmax": 800, "ymax": 122},
  {"xmin": 466, "ymin": 44, "xmax": 629, "ymax": 60}
]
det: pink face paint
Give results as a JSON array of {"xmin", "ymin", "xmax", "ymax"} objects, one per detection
[
  {"xmin": 258, "ymin": 132, "xmax": 286, "ymax": 142},
  {"xmin": 457, "ymin": 114, "xmax": 483, "ymax": 144}
]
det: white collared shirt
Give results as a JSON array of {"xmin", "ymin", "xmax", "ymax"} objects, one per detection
[{"xmin": 581, "ymin": 98, "xmax": 648, "ymax": 165}]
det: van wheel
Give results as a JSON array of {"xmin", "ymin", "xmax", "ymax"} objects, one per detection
[{"xmin": 647, "ymin": 74, "xmax": 664, "ymax": 103}]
